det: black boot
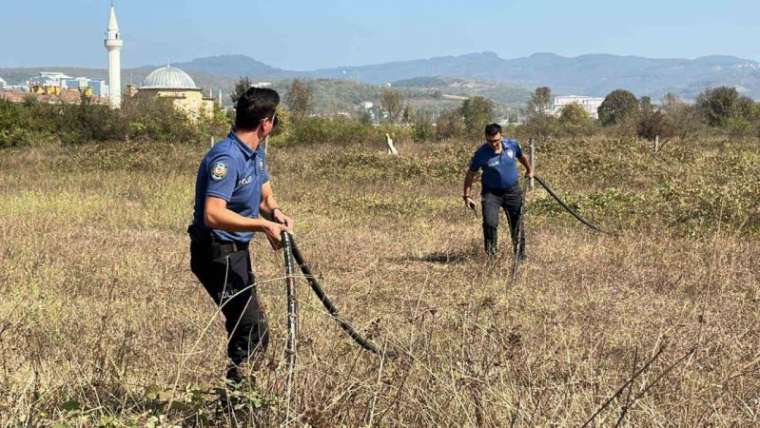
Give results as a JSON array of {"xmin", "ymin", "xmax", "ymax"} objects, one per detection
[{"xmin": 225, "ymin": 364, "xmax": 243, "ymax": 386}]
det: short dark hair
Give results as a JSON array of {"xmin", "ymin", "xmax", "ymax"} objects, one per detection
[
  {"xmin": 235, "ymin": 87, "xmax": 280, "ymax": 131},
  {"xmin": 485, "ymin": 123, "xmax": 502, "ymax": 137}
]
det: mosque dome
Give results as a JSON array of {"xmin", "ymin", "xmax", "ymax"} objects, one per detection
[{"xmin": 141, "ymin": 66, "xmax": 197, "ymax": 90}]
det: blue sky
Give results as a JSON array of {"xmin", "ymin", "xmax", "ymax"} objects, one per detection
[{"xmin": 1, "ymin": 0, "xmax": 758, "ymax": 69}]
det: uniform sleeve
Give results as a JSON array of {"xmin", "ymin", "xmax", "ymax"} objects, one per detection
[
  {"xmin": 513, "ymin": 141, "xmax": 524, "ymax": 158},
  {"xmin": 469, "ymin": 151, "xmax": 482, "ymax": 172},
  {"xmin": 205, "ymin": 154, "xmax": 237, "ymax": 201}
]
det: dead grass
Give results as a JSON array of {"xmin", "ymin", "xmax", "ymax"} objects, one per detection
[{"xmin": 0, "ymin": 137, "xmax": 758, "ymax": 426}]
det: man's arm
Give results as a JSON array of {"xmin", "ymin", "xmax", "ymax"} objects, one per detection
[
  {"xmin": 205, "ymin": 196, "xmax": 286, "ymax": 247},
  {"xmin": 463, "ymin": 170, "xmax": 478, "ymax": 209},
  {"xmin": 518, "ymin": 154, "xmax": 534, "ymax": 177},
  {"xmin": 259, "ymin": 181, "xmax": 294, "ymax": 230}
]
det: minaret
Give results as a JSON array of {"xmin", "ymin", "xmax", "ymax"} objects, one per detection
[{"xmin": 104, "ymin": 3, "xmax": 123, "ymax": 109}]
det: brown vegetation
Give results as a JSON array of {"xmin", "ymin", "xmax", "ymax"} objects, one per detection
[{"xmin": 0, "ymin": 136, "xmax": 757, "ymax": 426}]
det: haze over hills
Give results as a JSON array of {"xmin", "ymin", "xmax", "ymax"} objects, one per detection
[
  {"xmin": 4, "ymin": 51, "xmax": 760, "ymax": 102},
  {"xmin": 170, "ymin": 52, "xmax": 760, "ymax": 100}
]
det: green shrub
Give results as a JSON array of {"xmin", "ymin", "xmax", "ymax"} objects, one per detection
[
  {"xmin": 0, "ymin": 96, "xmax": 230, "ymax": 148},
  {"xmin": 282, "ymin": 116, "xmax": 410, "ymax": 147}
]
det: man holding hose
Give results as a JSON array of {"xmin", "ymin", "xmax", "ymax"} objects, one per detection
[
  {"xmin": 187, "ymin": 87, "xmax": 293, "ymax": 385},
  {"xmin": 463, "ymin": 123, "xmax": 533, "ymax": 260}
]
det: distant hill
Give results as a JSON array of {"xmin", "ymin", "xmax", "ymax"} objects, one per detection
[
  {"xmin": 174, "ymin": 55, "xmax": 300, "ymax": 80},
  {"xmin": 164, "ymin": 52, "xmax": 760, "ymax": 99},
  {"xmin": 4, "ymin": 51, "xmax": 760, "ymax": 104},
  {"xmin": 312, "ymin": 52, "xmax": 760, "ymax": 99}
]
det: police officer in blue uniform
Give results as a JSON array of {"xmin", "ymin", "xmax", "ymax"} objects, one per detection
[
  {"xmin": 188, "ymin": 87, "xmax": 293, "ymax": 384},
  {"xmin": 463, "ymin": 123, "xmax": 533, "ymax": 259}
]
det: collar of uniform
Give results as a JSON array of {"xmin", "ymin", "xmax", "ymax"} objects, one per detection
[
  {"xmin": 228, "ymin": 132, "xmax": 256, "ymax": 160},
  {"xmin": 485, "ymin": 140, "xmax": 506, "ymax": 154}
]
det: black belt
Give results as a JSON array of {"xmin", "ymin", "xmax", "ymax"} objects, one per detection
[
  {"xmin": 211, "ymin": 238, "xmax": 248, "ymax": 254},
  {"xmin": 483, "ymin": 184, "xmax": 522, "ymax": 197},
  {"xmin": 188, "ymin": 224, "xmax": 248, "ymax": 254}
]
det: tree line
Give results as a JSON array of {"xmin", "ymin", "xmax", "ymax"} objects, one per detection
[
  {"xmin": 522, "ymin": 86, "xmax": 760, "ymax": 142},
  {"xmin": 278, "ymin": 78, "xmax": 760, "ymax": 145},
  {"xmin": 2, "ymin": 77, "xmax": 758, "ymax": 149}
]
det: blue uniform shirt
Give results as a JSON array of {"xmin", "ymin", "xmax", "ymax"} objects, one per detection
[
  {"xmin": 192, "ymin": 132, "xmax": 270, "ymax": 243},
  {"xmin": 469, "ymin": 139, "xmax": 523, "ymax": 193}
]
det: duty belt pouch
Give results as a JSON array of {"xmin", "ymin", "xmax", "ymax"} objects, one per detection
[{"xmin": 187, "ymin": 224, "xmax": 211, "ymax": 245}]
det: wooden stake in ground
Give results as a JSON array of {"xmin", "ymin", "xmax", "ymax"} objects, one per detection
[
  {"xmin": 529, "ymin": 138, "xmax": 535, "ymax": 189},
  {"xmin": 386, "ymin": 133, "xmax": 399, "ymax": 156}
]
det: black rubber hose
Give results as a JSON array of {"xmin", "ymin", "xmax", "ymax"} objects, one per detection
[
  {"xmin": 281, "ymin": 232, "xmax": 298, "ymax": 401},
  {"xmin": 287, "ymin": 234, "xmax": 391, "ymax": 357},
  {"xmin": 533, "ymin": 175, "xmax": 619, "ymax": 236}
]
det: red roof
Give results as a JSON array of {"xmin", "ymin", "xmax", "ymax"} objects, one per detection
[{"xmin": 0, "ymin": 90, "xmax": 26, "ymax": 103}]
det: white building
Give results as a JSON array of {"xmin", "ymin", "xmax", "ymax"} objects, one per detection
[
  {"xmin": 551, "ymin": 95, "xmax": 605, "ymax": 119},
  {"xmin": 67, "ymin": 77, "xmax": 109, "ymax": 97},
  {"xmin": 29, "ymin": 72, "xmax": 73, "ymax": 87},
  {"xmin": 0, "ymin": 77, "xmax": 6, "ymax": 89},
  {"xmin": 27, "ymin": 72, "xmax": 109, "ymax": 97},
  {"xmin": 104, "ymin": 4, "xmax": 123, "ymax": 109}
]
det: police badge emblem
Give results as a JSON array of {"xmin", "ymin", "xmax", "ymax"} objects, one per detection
[{"xmin": 210, "ymin": 161, "xmax": 228, "ymax": 181}]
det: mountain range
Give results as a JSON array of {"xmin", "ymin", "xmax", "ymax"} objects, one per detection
[
  {"xmin": 175, "ymin": 52, "xmax": 760, "ymax": 100},
  {"xmin": 4, "ymin": 51, "xmax": 760, "ymax": 101}
]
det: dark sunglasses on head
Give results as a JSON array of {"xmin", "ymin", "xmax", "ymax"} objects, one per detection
[{"xmin": 262, "ymin": 112, "xmax": 279, "ymax": 128}]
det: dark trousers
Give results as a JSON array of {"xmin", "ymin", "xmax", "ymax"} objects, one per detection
[
  {"xmin": 189, "ymin": 233, "xmax": 269, "ymax": 366},
  {"xmin": 482, "ymin": 186, "xmax": 526, "ymax": 257}
]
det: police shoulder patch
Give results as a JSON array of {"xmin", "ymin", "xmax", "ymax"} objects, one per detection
[{"xmin": 210, "ymin": 161, "xmax": 228, "ymax": 181}]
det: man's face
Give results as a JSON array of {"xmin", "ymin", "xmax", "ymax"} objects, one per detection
[{"xmin": 486, "ymin": 132, "xmax": 502, "ymax": 149}]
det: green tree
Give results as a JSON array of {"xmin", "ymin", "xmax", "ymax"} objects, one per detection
[
  {"xmin": 230, "ymin": 77, "xmax": 252, "ymax": 104},
  {"xmin": 460, "ymin": 96, "xmax": 495, "ymax": 135},
  {"xmin": 695, "ymin": 86, "xmax": 756, "ymax": 128},
  {"xmin": 523, "ymin": 87, "xmax": 557, "ymax": 139},
  {"xmin": 527, "ymin": 86, "xmax": 552, "ymax": 117},
  {"xmin": 640, "ymin": 96, "xmax": 654, "ymax": 115},
  {"xmin": 380, "ymin": 89, "xmax": 404, "ymax": 123},
  {"xmin": 435, "ymin": 109, "xmax": 465, "ymax": 140},
  {"xmin": 637, "ymin": 110, "xmax": 671, "ymax": 141},
  {"xmin": 412, "ymin": 112, "xmax": 435, "ymax": 142},
  {"xmin": 401, "ymin": 105, "xmax": 414, "ymax": 123},
  {"xmin": 598, "ymin": 89, "xmax": 639, "ymax": 126},
  {"xmin": 661, "ymin": 93, "xmax": 703, "ymax": 141},
  {"xmin": 558, "ymin": 103, "xmax": 594, "ymax": 137},
  {"xmin": 359, "ymin": 110, "xmax": 373, "ymax": 126},
  {"xmin": 696, "ymin": 87, "xmax": 739, "ymax": 127},
  {"xmin": 285, "ymin": 79, "xmax": 313, "ymax": 121}
]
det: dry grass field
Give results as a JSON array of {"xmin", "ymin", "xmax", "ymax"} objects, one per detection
[{"xmin": 0, "ymin": 136, "xmax": 758, "ymax": 426}]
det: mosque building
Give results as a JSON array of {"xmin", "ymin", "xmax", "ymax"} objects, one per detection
[{"xmin": 131, "ymin": 65, "xmax": 215, "ymax": 121}]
